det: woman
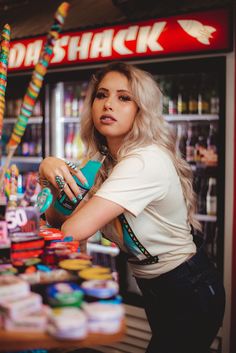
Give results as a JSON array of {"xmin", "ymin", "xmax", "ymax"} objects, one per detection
[{"xmin": 39, "ymin": 62, "xmax": 225, "ymax": 353}]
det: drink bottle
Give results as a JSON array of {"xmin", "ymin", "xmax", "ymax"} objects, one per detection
[
  {"xmin": 206, "ymin": 177, "xmax": 217, "ymax": 216},
  {"xmin": 54, "ymin": 150, "xmax": 107, "ymax": 215}
]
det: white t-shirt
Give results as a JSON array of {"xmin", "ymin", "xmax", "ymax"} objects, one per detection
[{"xmin": 96, "ymin": 145, "xmax": 196, "ymax": 278}]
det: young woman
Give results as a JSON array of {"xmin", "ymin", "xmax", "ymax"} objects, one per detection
[{"xmin": 39, "ymin": 62, "xmax": 225, "ymax": 353}]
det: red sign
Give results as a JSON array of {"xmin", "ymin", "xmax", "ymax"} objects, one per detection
[{"xmin": 8, "ymin": 8, "xmax": 231, "ymax": 71}]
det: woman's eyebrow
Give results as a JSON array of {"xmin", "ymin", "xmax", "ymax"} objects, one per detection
[{"xmin": 97, "ymin": 87, "xmax": 131, "ymax": 94}]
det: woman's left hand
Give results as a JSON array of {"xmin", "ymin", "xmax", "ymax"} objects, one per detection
[{"xmin": 39, "ymin": 156, "xmax": 88, "ymax": 201}]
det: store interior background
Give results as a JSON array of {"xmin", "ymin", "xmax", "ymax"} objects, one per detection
[{"xmin": 0, "ymin": 1, "xmax": 235, "ymax": 353}]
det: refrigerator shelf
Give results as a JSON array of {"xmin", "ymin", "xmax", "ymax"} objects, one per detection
[
  {"xmin": 3, "ymin": 117, "xmax": 43, "ymax": 124},
  {"xmin": 164, "ymin": 114, "xmax": 219, "ymax": 122},
  {"xmin": 1, "ymin": 156, "xmax": 43, "ymax": 163},
  {"xmin": 191, "ymin": 164, "xmax": 217, "ymax": 172},
  {"xmin": 61, "ymin": 116, "xmax": 80, "ymax": 123},
  {"xmin": 195, "ymin": 214, "xmax": 217, "ymax": 222}
]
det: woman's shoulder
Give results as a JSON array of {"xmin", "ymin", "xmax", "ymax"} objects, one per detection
[{"xmin": 125, "ymin": 144, "xmax": 169, "ymax": 161}]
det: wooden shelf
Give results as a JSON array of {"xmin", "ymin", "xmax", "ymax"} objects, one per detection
[{"xmin": 0, "ymin": 320, "xmax": 125, "ymax": 351}]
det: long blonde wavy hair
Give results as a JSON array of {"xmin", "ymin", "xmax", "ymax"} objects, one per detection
[{"xmin": 80, "ymin": 62, "xmax": 201, "ymax": 231}]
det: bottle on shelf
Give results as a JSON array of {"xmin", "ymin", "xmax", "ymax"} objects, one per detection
[
  {"xmin": 64, "ymin": 123, "xmax": 75, "ymax": 159},
  {"xmin": 21, "ymin": 127, "xmax": 30, "ymax": 157},
  {"xmin": 33, "ymin": 100, "xmax": 42, "ymax": 117},
  {"xmin": 35, "ymin": 125, "xmax": 42, "ymax": 156},
  {"xmin": 168, "ymin": 78, "xmax": 177, "ymax": 115},
  {"xmin": 29, "ymin": 124, "xmax": 37, "ymax": 156},
  {"xmin": 14, "ymin": 98, "xmax": 22, "ymax": 117},
  {"xmin": 186, "ymin": 124, "xmax": 197, "ymax": 164},
  {"xmin": 64, "ymin": 84, "xmax": 73, "ymax": 117},
  {"xmin": 207, "ymin": 124, "xmax": 218, "ymax": 154},
  {"xmin": 72, "ymin": 84, "xmax": 79, "ymax": 118},
  {"xmin": 209, "ymin": 75, "xmax": 220, "ymax": 115},
  {"xmin": 54, "ymin": 149, "xmax": 107, "ymax": 215},
  {"xmin": 158, "ymin": 75, "xmax": 170, "ymax": 115},
  {"xmin": 188, "ymin": 82, "xmax": 198, "ymax": 115},
  {"xmin": 197, "ymin": 176, "xmax": 208, "ymax": 214},
  {"xmin": 72, "ymin": 123, "xmax": 86, "ymax": 161},
  {"xmin": 194, "ymin": 134, "xmax": 207, "ymax": 164},
  {"xmin": 206, "ymin": 177, "xmax": 217, "ymax": 216},
  {"xmin": 198, "ymin": 74, "xmax": 210, "ymax": 115},
  {"xmin": 78, "ymin": 82, "xmax": 88, "ymax": 117},
  {"xmin": 176, "ymin": 123, "xmax": 187, "ymax": 158},
  {"xmin": 177, "ymin": 77, "xmax": 188, "ymax": 115}
]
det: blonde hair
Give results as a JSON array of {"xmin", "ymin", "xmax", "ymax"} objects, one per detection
[{"xmin": 80, "ymin": 62, "xmax": 201, "ymax": 231}]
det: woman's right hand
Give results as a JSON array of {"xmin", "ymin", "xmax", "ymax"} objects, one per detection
[{"xmin": 39, "ymin": 156, "xmax": 88, "ymax": 202}]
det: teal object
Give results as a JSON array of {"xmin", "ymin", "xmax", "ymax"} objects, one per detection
[
  {"xmin": 54, "ymin": 158, "xmax": 104, "ymax": 215},
  {"xmin": 36, "ymin": 187, "xmax": 53, "ymax": 214}
]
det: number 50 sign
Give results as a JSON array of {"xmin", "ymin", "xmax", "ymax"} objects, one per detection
[{"xmin": 5, "ymin": 207, "xmax": 40, "ymax": 236}]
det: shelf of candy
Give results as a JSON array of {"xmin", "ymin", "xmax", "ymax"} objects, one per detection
[
  {"xmin": 0, "ymin": 169, "xmax": 41, "ymax": 207},
  {"xmin": 0, "ymin": 174, "xmax": 124, "ymax": 343},
  {"xmin": 63, "ymin": 81, "xmax": 88, "ymax": 120}
]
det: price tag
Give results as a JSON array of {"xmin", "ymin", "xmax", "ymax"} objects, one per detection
[{"xmin": 5, "ymin": 206, "xmax": 40, "ymax": 237}]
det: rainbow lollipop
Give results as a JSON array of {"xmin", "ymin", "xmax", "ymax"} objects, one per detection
[
  {"xmin": 0, "ymin": 2, "xmax": 69, "ymax": 188},
  {"xmin": 0, "ymin": 24, "xmax": 10, "ymax": 142},
  {"xmin": 8, "ymin": 164, "xmax": 19, "ymax": 208}
]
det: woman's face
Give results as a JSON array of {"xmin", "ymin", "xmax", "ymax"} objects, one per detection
[{"xmin": 91, "ymin": 71, "xmax": 138, "ymax": 146}]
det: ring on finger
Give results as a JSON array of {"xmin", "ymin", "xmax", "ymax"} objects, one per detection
[
  {"xmin": 55, "ymin": 175, "xmax": 66, "ymax": 190},
  {"xmin": 65, "ymin": 160, "xmax": 79, "ymax": 172}
]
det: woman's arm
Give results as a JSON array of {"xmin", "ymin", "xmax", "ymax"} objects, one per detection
[{"xmin": 61, "ymin": 195, "xmax": 124, "ymax": 241}]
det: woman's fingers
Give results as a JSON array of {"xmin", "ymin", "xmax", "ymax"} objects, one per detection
[
  {"xmin": 61, "ymin": 166, "xmax": 84, "ymax": 200},
  {"xmin": 39, "ymin": 157, "xmax": 89, "ymax": 202}
]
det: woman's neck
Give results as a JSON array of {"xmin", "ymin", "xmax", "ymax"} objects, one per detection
[{"xmin": 107, "ymin": 139, "xmax": 122, "ymax": 159}]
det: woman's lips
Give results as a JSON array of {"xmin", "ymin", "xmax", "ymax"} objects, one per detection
[{"xmin": 100, "ymin": 114, "xmax": 117, "ymax": 123}]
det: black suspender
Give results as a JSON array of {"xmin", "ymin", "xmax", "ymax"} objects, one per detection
[{"xmin": 118, "ymin": 214, "xmax": 159, "ymax": 265}]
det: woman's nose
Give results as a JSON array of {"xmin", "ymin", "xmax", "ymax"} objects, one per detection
[{"xmin": 103, "ymin": 97, "xmax": 113, "ymax": 110}]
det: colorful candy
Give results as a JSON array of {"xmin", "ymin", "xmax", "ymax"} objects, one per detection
[
  {"xmin": 0, "ymin": 24, "xmax": 10, "ymax": 141},
  {"xmin": 8, "ymin": 164, "xmax": 19, "ymax": 208},
  {"xmin": 7, "ymin": 2, "xmax": 69, "ymax": 149},
  {"xmin": 20, "ymin": 173, "xmax": 38, "ymax": 207}
]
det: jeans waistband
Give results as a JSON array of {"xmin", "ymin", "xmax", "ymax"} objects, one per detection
[
  {"xmin": 136, "ymin": 245, "xmax": 213, "ymax": 287},
  {"xmin": 158, "ymin": 247, "xmax": 213, "ymax": 283}
]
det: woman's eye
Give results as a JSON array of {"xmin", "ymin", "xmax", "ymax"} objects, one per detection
[
  {"xmin": 119, "ymin": 95, "xmax": 132, "ymax": 102},
  {"xmin": 95, "ymin": 91, "xmax": 106, "ymax": 99}
]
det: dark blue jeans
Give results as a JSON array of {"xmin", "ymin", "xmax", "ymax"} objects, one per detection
[{"xmin": 135, "ymin": 247, "xmax": 225, "ymax": 353}]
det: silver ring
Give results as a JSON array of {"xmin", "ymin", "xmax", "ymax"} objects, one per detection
[
  {"xmin": 55, "ymin": 175, "xmax": 66, "ymax": 190},
  {"xmin": 65, "ymin": 160, "xmax": 79, "ymax": 172}
]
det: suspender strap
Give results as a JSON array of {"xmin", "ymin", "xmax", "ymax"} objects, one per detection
[{"xmin": 118, "ymin": 214, "xmax": 159, "ymax": 265}]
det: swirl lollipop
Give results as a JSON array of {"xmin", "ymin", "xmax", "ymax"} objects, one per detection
[
  {"xmin": 0, "ymin": 2, "xmax": 69, "ymax": 189},
  {"xmin": 0, "ymin": 24, "xmax": 10, "ymax": 143}
]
